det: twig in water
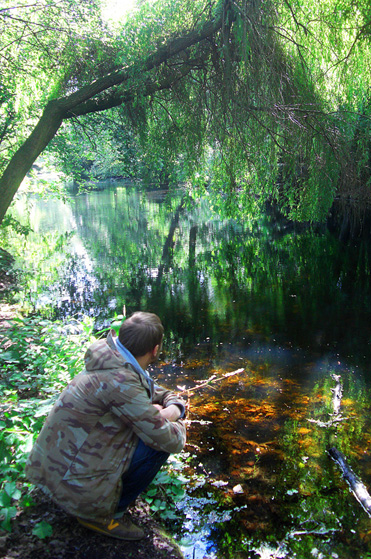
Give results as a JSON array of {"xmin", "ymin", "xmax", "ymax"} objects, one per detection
[
  {"xmin": 177, "ymin": 368, "xmax": 245, "ymax": 416},
  {"xmin": 177, "ymin": 368, "xmax": 245, "ymax": 396}
]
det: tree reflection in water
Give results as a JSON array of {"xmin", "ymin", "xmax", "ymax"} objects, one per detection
[{"xmin": 9, "ymin": 186, "xmax": 371, "ymax": 558}]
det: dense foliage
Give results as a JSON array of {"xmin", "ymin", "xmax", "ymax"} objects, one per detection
[
  {"xmin": 1, "ymin": 0, "xmax": 371, "ymax": 224},
  {"xmin": 0, "ymin": 317, "xmax": 93, "ymax": 532}
]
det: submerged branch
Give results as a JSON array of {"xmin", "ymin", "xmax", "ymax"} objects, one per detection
[
  {"xmin": 311, "ymin": 374, "xmax": 371, "ymax": 517},
  {"xmin": 308, "ymin": 373, "xmax": 345, "ymax": 428},
  {"xmin": 307, "ymin": 416, "xmax": 346, "ymax": 428},
  {"xmin": 328, "ymin": 447, "xmax": 371, "ymax": 518},
  {"xmin": 330, "ymin": 373, "xmax": 343, "ymax": 415}
]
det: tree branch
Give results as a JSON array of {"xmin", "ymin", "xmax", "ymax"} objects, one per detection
[
  {"xmin": 64, "ymin": 59, "xmax": 203, "ymax": 118},
  {"xmin": 57, "ymin": 15, "xmax": 224, "ymax": 113}
]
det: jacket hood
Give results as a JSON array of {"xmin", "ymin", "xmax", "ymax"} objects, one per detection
[
  {"xmin": 84, "ymin": 330, "xmax": 155, "ymax": 399},
  {"xmin": 84, "ymin": 330, "xmax": 125, "ymax": 372}
]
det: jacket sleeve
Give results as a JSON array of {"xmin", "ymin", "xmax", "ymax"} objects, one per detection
[
  {"xmin": 152, "ymin": 385, "xmax": 186, "ymax": 418},
  {"xmin": 105, "ymin": 371, "xmax": 186, "ymax": 454}
]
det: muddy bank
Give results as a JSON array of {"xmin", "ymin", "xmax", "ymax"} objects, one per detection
[{"xmin": 1, "ymin": 490, "xmax": 183, "ymax": 559}]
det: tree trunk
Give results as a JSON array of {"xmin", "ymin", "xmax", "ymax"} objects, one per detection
[
  {"xmin": 0, "ymin": 101, "xmax": 64, "ymax": 224},
  {"xmin": 156, "ymin": 197, "xmax": 187, "ymax": 285},
  {"xmin": 0, "ymin": 10, "xmax": 227, "ymax": 224}
]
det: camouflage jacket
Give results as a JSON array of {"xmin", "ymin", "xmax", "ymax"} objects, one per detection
[{"xmin": 25, "ymin": 331, "xmax": 186, "ymax": 521}]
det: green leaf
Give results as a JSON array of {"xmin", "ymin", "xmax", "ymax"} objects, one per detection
[
  {"xmin": 171, "ymin": 486, "xmax": 185, "ymax": 498},
  {"xmin": 34, "ymin": 402, "xmax": 55, "ymax": 418},
  {"xmin": 154, "ymin": 471, "xmax": 172, "ymax": 484},
  {"xmin": 0, "ymin": 492, "xmax": 12, "ymax": 508},
  {"xmin": 0, "ymin": 506, "xmax": 17, "ymax": 532},
  {"xmin": 160, "ymin": 509, "xmax": 178, "ymax": 520},
  {"xmin": 0, "ymin": 351, "xmax": 19, "ymax": 363},
  {"xmin": 32, "ymin": 521, "xmax": 53, "ymax": 539},
  {"xmin": 153, "ymin": 499, "xmax": 166, "ymax": 510},
  {"xmin": 179, "ymin": 536, "xmax": 194, "ymax": 547},
  {"xmin": 21, "ymin": 494, "xmax": 34, "ymax": 507},
  {"xmin": 4, "ymin": 482, "xmax": 21, "ymax": 500}
]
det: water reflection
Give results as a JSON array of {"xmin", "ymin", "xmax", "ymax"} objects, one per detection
[
  {"xmin": 8, "ymin": 186, "xmax": 371, "ymax": 558},
  {"xmin": 162, "ymin": 360, "xmax": 371, "ymax": 558}
]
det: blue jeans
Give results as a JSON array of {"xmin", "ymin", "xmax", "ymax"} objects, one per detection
[{"xmin": 116, "ymin": 439, "xmax": 169, "ymax": 513}]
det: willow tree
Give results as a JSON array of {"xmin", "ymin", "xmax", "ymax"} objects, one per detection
[
  {"xmin": 0, "ymin": 0, "xmax": 229, "ymax": 223},
  {"xmin": 1, "ymin": 0, "xmax": 371, "ymax": 225}
]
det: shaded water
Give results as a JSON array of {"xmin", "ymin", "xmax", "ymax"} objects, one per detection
[{"xmin": 8, "ymin": 186, "xmax": 371, "ymax": 558}]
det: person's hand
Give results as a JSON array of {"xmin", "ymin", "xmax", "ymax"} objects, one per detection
[
  {"xmin": 153, "ymin": 404, "xmax": 164, "ymax": 412},
  {"xmin": 154, "ymin": 404, "xmax": 181, "ymax": 422}
]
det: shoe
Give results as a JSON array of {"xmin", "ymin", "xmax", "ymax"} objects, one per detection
[{"xmin": 77, "ymin": 515, "xmax": 145, "ymax": 540}]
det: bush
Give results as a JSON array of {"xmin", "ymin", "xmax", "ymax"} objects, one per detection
[{"xmin": 0, "ymin": 316, "xmax": 95, "ymax": 532}]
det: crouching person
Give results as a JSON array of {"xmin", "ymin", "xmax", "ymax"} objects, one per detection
[{"xmin": 25, "ymin": 312, "xmax": 186, "ymax": 540}]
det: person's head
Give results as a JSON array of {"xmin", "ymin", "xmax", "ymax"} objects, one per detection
[{"xmin": 118, "ymin": 311, "xmax": 164, "ymax": 358}]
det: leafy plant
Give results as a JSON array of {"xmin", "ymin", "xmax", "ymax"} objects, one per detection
[
  {"xmin": 143, "ymin": 455, "xmax": 189, "ymax": 521},
  {"xmin": 32, "ymin": 520, "xmax": 53, "ymax": 539},
  {"xmin": 0, "ymin": 315, "xmax": 95, "ymax": 532},
  {"xmin": 0, "ymin": 482, "xmax": 21, "ymax": 531}
]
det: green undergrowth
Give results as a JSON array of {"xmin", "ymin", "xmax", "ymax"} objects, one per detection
[
  {"xmin": 143, "ymin": 453, "xmax": 191, "ymax": 522},
  {"xmin": 0, "ymin": 315, "xmax": 95, "ymax": 532}
]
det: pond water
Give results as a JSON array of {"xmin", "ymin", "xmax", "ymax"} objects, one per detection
[{"xmin": 8, "ymin": 186, "xmax": 371, "ymax": 558}]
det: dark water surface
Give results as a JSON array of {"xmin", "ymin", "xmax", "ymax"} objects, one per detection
[{"xmin": 11, "ymin": 187, "xmax": 371, "ymax": 558}]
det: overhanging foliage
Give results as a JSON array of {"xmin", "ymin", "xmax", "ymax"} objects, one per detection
[{"xmin": 1, "ymin": 0, "xmax": 371, "ymax": 223}]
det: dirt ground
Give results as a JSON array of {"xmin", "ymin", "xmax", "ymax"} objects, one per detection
[{"xmin": 0, "ymin": 490, "xmax": 184, "ymax": 559}]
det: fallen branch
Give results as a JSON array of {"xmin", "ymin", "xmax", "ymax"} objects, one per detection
[
  {"xmin": 263, "ymin": 525, "xmax": 339, "ymax": 558},
  {"xmin": 308, "ymin": 373, "xmax": 346, "ymax": 428},
  {"xmin": 315, "ymin": 375, "xmax": 371, "ymax": 517},
  {"xmin": 305, "ymin": 374, "xmax": 371, "ymax": 516},
  {"xmin": 307, "ymin": 416, "xmax": 347, "ymax": 428},
  {"xmin": 328, "ymin": 446, "xmax": 371, "ymax": 518},
  {"xmin": 289, "ymin": 527, "xmax": 339, "ymax": 537},
  {"xmin": 330, "ymin": 373, "xmax": 343, "ymax": 416},
  {"xmin": 177, "ymin": 368, "xmax": 245, "ymax": 395}
]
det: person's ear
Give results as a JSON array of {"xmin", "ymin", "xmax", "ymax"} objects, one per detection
[{"xmin": 152, "ymin": 344, "xmax": 160, "ymax": 357}]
